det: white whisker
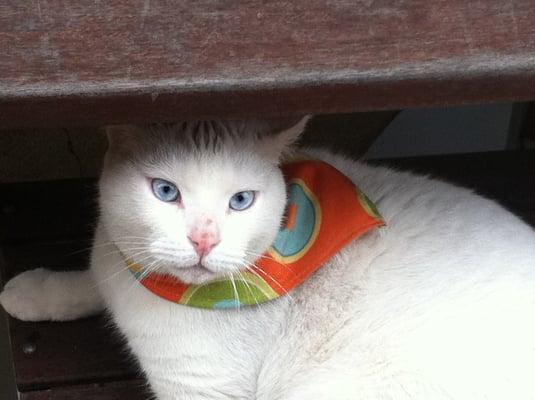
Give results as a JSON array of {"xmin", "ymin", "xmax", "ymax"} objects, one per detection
[
  {"xmin": 245, "ymin": 263, "xmax": 294, "ymax": 303},
  {"xmin": 228, "ymin": 273, "xmax": 241, "ymax": 311}
]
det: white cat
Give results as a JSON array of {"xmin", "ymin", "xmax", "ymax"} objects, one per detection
[{"xmin": 2, "ymin": 118, "xmax": 535, "ymax": 400}]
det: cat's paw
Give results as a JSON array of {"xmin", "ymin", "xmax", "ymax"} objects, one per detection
[{"xmin": 0, "ymin": 268, "xmax": 57, "ymax": 321}]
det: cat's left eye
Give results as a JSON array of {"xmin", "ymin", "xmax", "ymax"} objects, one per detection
[
  {"xmin": 151, "ymin": 178, "xmax": 180, "ymax": 202},
  {"xmin": 229, "ymin": 191, "xmax": 255, "ymax": 211}
]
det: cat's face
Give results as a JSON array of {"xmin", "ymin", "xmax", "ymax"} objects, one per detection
[{"xmin": 99, "ymin": 118, "xmax": 307, "ymax": 284}]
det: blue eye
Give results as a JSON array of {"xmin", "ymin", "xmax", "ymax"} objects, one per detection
[
  {"xmin": 151, "ymin": 178, "xmax": 180, "ymax": 202},
  {"xmin": 229, "ymin": 191, "xmax": 255, "ymax": 211}
]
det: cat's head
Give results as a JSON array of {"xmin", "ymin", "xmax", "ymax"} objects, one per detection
[{"xmin": 99, "ymin": 117, "xmax": 309, "ymax": 284}]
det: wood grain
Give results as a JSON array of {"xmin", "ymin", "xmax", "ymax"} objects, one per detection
[
  {"xmin": 1, "ymin": 1, "xmax": 535, "ymax": 127},
  {"xmin": 8, "ymin": 315, "xmax": 140, "ymax": 391}
]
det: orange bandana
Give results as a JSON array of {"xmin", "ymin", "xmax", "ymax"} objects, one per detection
[{"xmin": 126, "ymin": 159, "xmax": 384, "ymax": 309}]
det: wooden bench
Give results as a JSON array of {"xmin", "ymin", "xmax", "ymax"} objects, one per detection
[{"xmin": 2, "ymin": 1, "xmax": 535, "ymax": 127}]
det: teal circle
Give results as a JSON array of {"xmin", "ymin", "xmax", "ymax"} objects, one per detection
[
  {"xmin": 214, "ymin": 299, "xmax": 243, "ymax": 309},
  {"xmin": 272, "ymin": 183, "xmax": 317, "ymax": 257}
]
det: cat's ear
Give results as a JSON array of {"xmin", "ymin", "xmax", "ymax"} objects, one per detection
[
  {"xmin": 261, "ymin": 115, "xmax": 311, "ymax": 160},
  {"xmin": 105, "ymin": 125, "xmax": 144, "ymax": 152}
]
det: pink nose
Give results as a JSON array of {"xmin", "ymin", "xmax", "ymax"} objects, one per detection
[{"xmin": 188, "ymin": 232, "xmax": 220, "ymax": 257}]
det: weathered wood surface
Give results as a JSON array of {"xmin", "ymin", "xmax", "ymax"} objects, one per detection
[
  {"xmin": 7, "ymin": 315, "xmax": 140, "ymax": 391},
  {"xmin": 1, "ymin": 150, "xmax": 534, "ymax": 398},
  {"xmin": 1, "ymin": 1, "xmax": 535, "ymax": 127}
]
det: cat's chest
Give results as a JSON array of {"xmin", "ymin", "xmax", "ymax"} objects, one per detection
[
  {"xmin": 124, "ymin": 311, "xmax": 262, "ymax": 399},
  {"xmin": 95, "ymin": 255, "xmax": 280, "ymax": 399}
]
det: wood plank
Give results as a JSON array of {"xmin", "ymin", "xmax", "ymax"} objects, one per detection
[
  {"xmin": 19, "ymin": 380, "xmax": 151, "ymax": 400},
  {"xmin": 8, "ymin": 316, "xmax": 140, "ymax": 392},
  {"xmin": 2, "ymin": 1, "xmax": 535, "ymax": 127}
]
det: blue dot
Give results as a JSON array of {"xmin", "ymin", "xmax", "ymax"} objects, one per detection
[
  {"xmin": 214, "ymin": 299, "xmax": 243, "ymax": 309},
  {"xmin": 273, "ymin": 183, "xmax": 317, "ymax": 257}
]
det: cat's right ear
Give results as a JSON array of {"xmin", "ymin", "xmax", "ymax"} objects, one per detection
[
  {"xmin": 261, "ymin": 115, "xmax": 311, "ymax": 161},
  {"xmin": 105, "ymin": 125, "xmax": 144, "ymax": 153}
]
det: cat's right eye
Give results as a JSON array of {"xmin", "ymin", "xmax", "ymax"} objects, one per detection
[
  {"xmin": 229, "ymin": 190, "xmax": 255, "ymax": 211},
  {"xmin": 151, "ymin": 178, "xmax": 180, "ymax": 202}
]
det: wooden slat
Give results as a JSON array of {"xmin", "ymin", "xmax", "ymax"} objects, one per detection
[
  {"xmin": 9, "ymin": 316, "xmax": 139, "ymax": 392},
  {"xmin": 19, "ymin": 380, "xmax": 151, "ymax": 400},
  {"xmin": 1, "ymin": 1, "xmax": 535, "ymax": 127}
]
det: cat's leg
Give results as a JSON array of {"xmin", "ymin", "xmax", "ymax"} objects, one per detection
[{"xmin": 0, "ymin": 268, "xmax": 103, "ymax": 321}]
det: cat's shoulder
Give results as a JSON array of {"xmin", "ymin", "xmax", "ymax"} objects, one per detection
[{"xmin": 304, "ymin": 147, "xmax": 534, "ymax": 241}]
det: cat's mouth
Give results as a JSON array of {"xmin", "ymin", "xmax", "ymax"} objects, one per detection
[{"xmin": 171, "ymin": 263, "xmax": 218, "ymax": 285}]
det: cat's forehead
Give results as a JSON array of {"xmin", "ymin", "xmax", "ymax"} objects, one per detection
[
  {"xmin": 148, "ymin": 120, "xmax": 268, "ymax": 145},
  {"xmin": 136, "ymin": 122, "xmax": 275, "ymax": 184},
  {"xmin": 137, "ymin": 120, "xmax": 279, "ymax": 166},
  {"xmin": 142, "ymin": 123, "xmax": 259, "ymax": 160},
  {"xmin": 144, "ymin": 117, "xmax": 301, "ymax": 149},
  {"xmin": 151, "ymin": 146, "xmax": 271, "ymax": 185},
  {"xmin": 106, "ymin": 116, "xmax": 306, "ymax": 178}
]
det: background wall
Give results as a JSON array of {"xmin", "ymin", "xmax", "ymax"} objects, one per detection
[
  {"xmin": 365, "ymin": 103, "xmax": 515, "ymax": 158},
  {"xmin": 0, "ymin": 103, "xmax": 520, "ymax": 184},
  {"xmin": 0, "ymin": 126, "xmax": 107, "ymax": 183}
]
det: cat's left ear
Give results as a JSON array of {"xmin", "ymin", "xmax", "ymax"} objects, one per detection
[
  {"xmin": 262, "ymin": 115, "xmax": 311, "ymax": 160},
  {"xmin": 105, "ymin": 124, "xmax": 145, "ymax": 154}
]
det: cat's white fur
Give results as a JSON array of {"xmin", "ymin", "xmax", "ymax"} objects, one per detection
[{"xmin": 2, "ymin": 119, "xmax": 535, "ymax": 399}]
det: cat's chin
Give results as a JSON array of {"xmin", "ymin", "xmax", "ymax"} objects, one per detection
[{"xmin": 169, "ymin": 264, "xmax": 219, "ymax": 285}]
